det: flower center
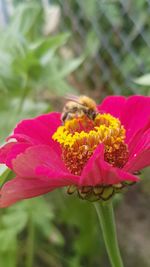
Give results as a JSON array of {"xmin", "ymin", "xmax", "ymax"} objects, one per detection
[{"xmin": 52, "ymin": 113, "xmax": 129, "ymax": 176}]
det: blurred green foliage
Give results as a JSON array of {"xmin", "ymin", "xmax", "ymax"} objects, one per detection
[{"xmin": 0, "ymin": 2, "xmax": 83, "ymax": 142}]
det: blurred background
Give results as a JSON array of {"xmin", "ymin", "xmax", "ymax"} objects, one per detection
[{"xmin": 0, "ymin": 0, "xmax": 150, "ymax": 266}]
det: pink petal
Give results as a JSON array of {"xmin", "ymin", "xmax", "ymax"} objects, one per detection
[
  {"xmin": 0, "ymin": 142, "xmax": 31, "ymax": 168},
  {"xmin": 80, "ymin": 144, "xmax": 139, "ymax": 186},
  {"xmin": 120, "ymin": 96, "xmax": 150, "ymax": 143},
  {"xmin": 125, "ymin": 150, "xmax": 150, "ymax": 173},
  {"xmin": 0, "ymin": 144, "xmax": 80, "ymax": 207},
  {"xmin": 127, "ymin": 121, "xmax": 150, "ymax": 153},
  {"xmin": 5, "ymin": 143, "xmax": 31, "ymax": 168},
  {"xmin": 97, "ymin": 96, "xmax": 126, "ymax": 119},
  {"xmin": 124, "ymin": 128, "xmax": 150, "ymax": 172},
  {"xmin": 0, "ymin": 142, "xmax": 15, "ymax": 164},
  {"xmin": 36, "ymin": 165, "xmax": 79, "ymax": 185},
  {"xmin": 7, "ymin": 134, "xmax": 37, "ymax": 144},
  {"xmin": 12, "ymin": 145, "xmax": 79, "ymax": 184},
  {"xmin": 0, "ymin": 176, "xmax": 69, "ymax": 208},
  {"xmin": 12, "ymin": 144, "xmax": 66, "ymax": 177},
  {"xmin": 13, "ymin": 112, "xmax": 61, "ymax": 149}
]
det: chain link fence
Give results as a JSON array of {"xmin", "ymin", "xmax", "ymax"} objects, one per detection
[{"xmin": 55, "ymin": 0, "xmax": 150, "ymax": 95}]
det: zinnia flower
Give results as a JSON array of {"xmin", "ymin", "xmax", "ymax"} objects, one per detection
[{"xmin": 0, "ymin": 95, "xmax": 149, "ymax": 207}]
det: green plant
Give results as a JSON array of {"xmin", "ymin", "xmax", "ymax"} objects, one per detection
[{"xmin": 0, "ymin": 2, "xmax": 83, "ymax": 142}]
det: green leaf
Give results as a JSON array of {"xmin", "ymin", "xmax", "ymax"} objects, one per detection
[
  {"xmin": 134, "ymin": 74, "xmax": 150, "ymax": 86},
  {"xmin": 30, "ymin": 33, "xmax": 70, "ymax": 58},
  {"xmin": 9, "ymin": 3, "xmax": 43, "ymax": 38},
  {"xmin": 0, "ymin": 230, "xmax": 17, "ymax": 252},
  {"xmin": 57, "ymin": 56, "xmax": 84, "ymax": 78},
  {"xmin": 2, "ymin": 210, "xmax": 28, "ymax": 233},
  {"xmin": 0, "ymin": 251, "xmax": 17, "ymax": 267},
  {"xmin": 0, "ymin": 168, "xmax": 14, "ymax": 187},
  {"xmin": 46, "ymin": 78, "xmax": 75, "ymax": 95}
]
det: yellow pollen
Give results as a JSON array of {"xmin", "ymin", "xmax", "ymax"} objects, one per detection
[{"xmin": 52, "ymin": 114, "xmax": 129, "ymax": 175}]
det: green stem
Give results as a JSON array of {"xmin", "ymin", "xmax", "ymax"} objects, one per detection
[
  {"xmin": 26, "ymin": 217, "xmax": 34, "ymax": 267},
  {"xmin": 17, "ymin": 86, "xmax": 30, "ymax": 114},
  {"xmin": 94, "ymin": 201, "xmax": 124, "ymax": 267}
]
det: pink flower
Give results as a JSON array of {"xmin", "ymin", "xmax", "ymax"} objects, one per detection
[{"xmin": 0, "ymin": 95, "xmax": 150, "ymax": 207}]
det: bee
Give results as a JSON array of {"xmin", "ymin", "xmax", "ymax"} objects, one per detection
[{"xmin": 61, "ymin": 95, "xmax": 98, "ymax": 123}]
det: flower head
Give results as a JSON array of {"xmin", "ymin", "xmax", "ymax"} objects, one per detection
[{"xmin": 0, "ymin": 95, "xmax": 150, "ymax": 207}]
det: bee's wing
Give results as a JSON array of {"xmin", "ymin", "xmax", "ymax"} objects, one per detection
[
  {"xmin": 65, "ymin": 95, "xmax": 85, "ymax": 107},
  {"xmin": 65, "ymin": 94, "xmax": 80, "ymax": 103}
]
